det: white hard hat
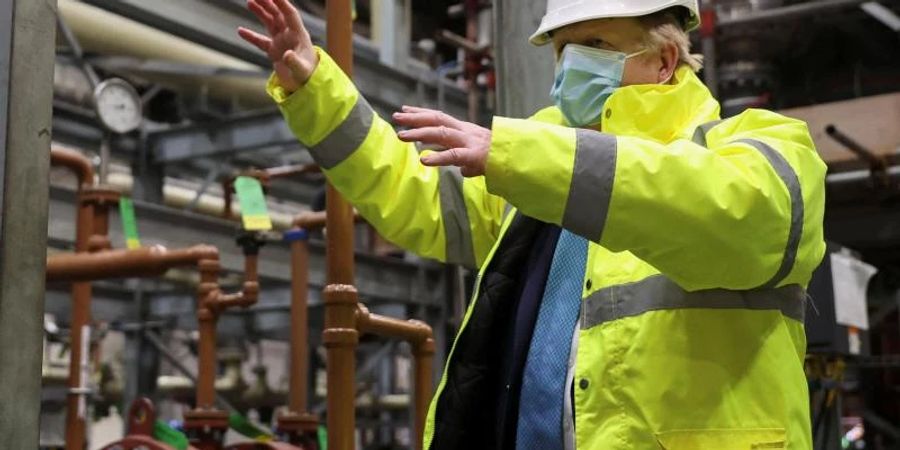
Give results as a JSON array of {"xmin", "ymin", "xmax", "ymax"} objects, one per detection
[{"xmin": 530, "ymin": 0, "xmax": 701, "ymax": 46}]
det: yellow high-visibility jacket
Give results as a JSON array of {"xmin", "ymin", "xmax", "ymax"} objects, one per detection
[{"xmin": 269, "ymin": 47, "xmax": 826, "ymax": 450}]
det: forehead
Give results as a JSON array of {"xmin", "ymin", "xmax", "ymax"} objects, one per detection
[{"xmin": 552, "ymin": 17, "xmax": 645, "ymax": 43}]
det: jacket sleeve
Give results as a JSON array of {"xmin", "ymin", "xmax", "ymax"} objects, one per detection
[
  {"xmin": 485, "ymin": 109, "xmax": 827, "ymax": 290},
  {"xmin": 268, "ymin": 47, "xmax": 506, "ymax": 268}
]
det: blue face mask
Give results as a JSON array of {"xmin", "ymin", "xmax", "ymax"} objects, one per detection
[{"xmin": 550, "ymin": 44, "xmax": 646, "ymax": 127}]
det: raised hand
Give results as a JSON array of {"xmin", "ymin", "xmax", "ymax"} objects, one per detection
[
  {"xmin": 393, "ymin": 106, "xmax": 492, "ymax": 177},
  {"xmin": 238, "ymin": 0, "xmax": 318, "ymax": 92}
]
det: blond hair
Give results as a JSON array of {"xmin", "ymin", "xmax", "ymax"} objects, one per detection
[{"xmin": 638, "ymin": 8, "xmax": 703, "ymax": 72}]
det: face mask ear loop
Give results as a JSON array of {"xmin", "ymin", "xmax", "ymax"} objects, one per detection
[
  {"xmin": 624, "ymin": 48, "xmax": 674, "ymax": 84},
  {"xmin": 625, "ymin": 48, "xmax": 649, "ymax": 59}
]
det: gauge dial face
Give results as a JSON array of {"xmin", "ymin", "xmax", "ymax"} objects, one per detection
[{"xmin": 94, "ymin": 78, "xmax": 142, "ymax": 134}]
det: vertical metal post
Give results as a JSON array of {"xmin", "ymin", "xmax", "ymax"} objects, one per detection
[
  {"xmin": 493, "ymin": 0, "xmax": 554, "ymax": 118},
  {"xmin": 324, "ymin": 1, "xmax": 360, "ymax": 449},
  {"xmin": 373, "ymin": 0, "xmax": 411, "ymax": 69},
  {"xmin": 700, "ymin": 1, "xmax": 719, "ymax": 98},
  {"xmin": 99, "ymin": 134, "xmax": 111, "ymax": 184},
  {"xmin": 0, "ymin": 1, "xmax": 57, "ymax": 449}
]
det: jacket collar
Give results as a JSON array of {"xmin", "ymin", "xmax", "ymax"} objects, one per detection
[
  {"xmin": 600, "ymin": 66, "xmax": 721, "ymax": 143},
  {"xmin": 531, "ymin": 66, "xmax": 721, "ymax": 144}
]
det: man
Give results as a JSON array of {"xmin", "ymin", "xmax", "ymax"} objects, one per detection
[{"xmin": 240, "ymin": 0, "xmax": 825, "ymax": 448}]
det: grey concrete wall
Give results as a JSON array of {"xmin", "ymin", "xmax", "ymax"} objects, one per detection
[
  {"xmin": 0, "ymin": 0, "xmax": 57, "ymax": 447},
  {"xmin": 493, "ymin": 0, "xmax": 555, "ymax": 118}
]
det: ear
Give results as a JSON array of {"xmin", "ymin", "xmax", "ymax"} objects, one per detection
[{"xmin": 657, "ymin": 41, "xmax": 679, "ymax": 83}]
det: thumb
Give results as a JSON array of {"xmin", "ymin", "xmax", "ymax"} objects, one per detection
[
  {"xmin": 282, "ymin": 49, "xmax": 313, "ymax": 85},
  {"xmin": 420, "ymin": 148, "xmax": 468, "ymax": 167}
]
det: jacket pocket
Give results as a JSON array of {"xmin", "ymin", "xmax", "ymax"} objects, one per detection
[{"xmin": 655, "ymin": 428, "xmax": 786, "ymax": 450}]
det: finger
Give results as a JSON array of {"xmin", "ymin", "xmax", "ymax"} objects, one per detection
[
  {"xmin": 397, "ymin": 126, "xmax": 467, "ymax": 148},
  {"xmin": 420, "ymin": 148, "xmax": 473, "ymax": 168},
  {"xmin": 257, "ymin": 0, "xmax": 286, "ymax": 30},
  {"xmin": 238, "ymin": 27, "xmax": 273, "ymax": 52},
  {"xmin": 393, "ymin": 110, "xmax": 465, "ymax": 130},
  {"xmin": 401, "ymin": 105, "xmax": 439, "ymax": 114},
  {"xmin": 247, "ymin": 0, "xmax": 277, "ymax": 32},
  {"xmin": 273, "ymin": 0, "xmax": 305, "ymax": 31}
]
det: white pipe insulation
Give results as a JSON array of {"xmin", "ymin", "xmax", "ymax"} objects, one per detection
[{"xmin": 58, "ymin": 0, "xmax": 271, "ymax": 107}]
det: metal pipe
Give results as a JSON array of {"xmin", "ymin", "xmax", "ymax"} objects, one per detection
[
  {"xmin": 63, "ymin": 184, "xmax": 119, "ymax": 450},
  {"xmin": 717, "ymin": 0, "xmax": 873, "ymax": 27},
  {"xmin": 412, "ymin": 339, "xmax": 435, "ymax": 450},
  {"xmin": 699, "ymin": 3, "xmax": 718, "ymax": 97},
  {"xmin": 99, "ymin": 136, "xmax": 111, "ymax": 185},
  {"xmin": 356, "ymin": 305, "xmax": 433, "ymax": 344},
  {"xmin": 185, "ymin": 245, "xmax": 259, "ymax": 449},
  {"xmin": 323, "ymin": 1, "xmax": 360, "ymax": 448},
  {"xmin": 51, "ymin": 147, "xmax": 95, "ymax": 188},
  {"xmin": 196, "ymin": 260, "xmax": 221, "ymax": 411},
  {"xmin": 47, "ymin": 238, "xmax": 251, "ymax": 450},
  {"xmin": 275, "ymin": 229, "xmax": 320, "ymax": 448},
  {"xmin": 355, "ymin": 305, "xmax": 434, "ymax": 450},
  {"xmin": 289, "ymin": 234, "xmax": 310, "ymax": 413},
  {"xmin": 57, "ymin": 0, "xmax": 271, "ymax": 107},
  {"xmin": 293, "ymin": 210, "xmax": 361, "ymax": 231},
  {"xmin": 46, "ymin": 245, "xmax": 219, "ymax": 282},
  {"xmin": 825, "ymin": 124, "xmax": 886, "ymax": 170}
]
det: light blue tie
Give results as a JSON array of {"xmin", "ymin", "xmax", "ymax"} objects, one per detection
[{"xmin": 516, "ymin": 229, "xmax": 588, "ymax": 450}]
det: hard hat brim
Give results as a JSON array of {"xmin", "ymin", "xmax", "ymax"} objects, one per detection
[{"xmin": 529, "ymin": 3, "xmax": 700, "ymax": 46}]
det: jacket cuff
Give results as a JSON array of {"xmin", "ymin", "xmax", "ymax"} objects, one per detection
[
  {"xmin": 265, "ymin": 47, "xmax": 360, "ymax": 147},
  {"xmin": 484, "ymin": 116, "xmax": 515, "ymax": 199},
  {"xmin": 485, "ymin": 116, "xmax": 577, "ymax": 225}
]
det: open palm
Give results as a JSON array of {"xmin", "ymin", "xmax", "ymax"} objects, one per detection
[{"xmin": 238, "ymin": 0, "xmax": 318, "ymax": 92}]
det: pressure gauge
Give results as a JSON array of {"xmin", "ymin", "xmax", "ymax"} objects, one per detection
[{"xmin": 93, "ymin": 78, "xmax": 143, "ymax": 134}]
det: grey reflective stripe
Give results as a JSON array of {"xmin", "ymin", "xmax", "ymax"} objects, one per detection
[
  {"xmin": 309, "ymin": 95, "xmax": 375, "ymax": 169},
  {"xmin": 691, "ymin": 119, "xmax": 723, "ymax": 147},
  {"xmin": 562, "ymin": 130, "xmax": 617, "ymax": 241},
  {"xmin": 581, "ymin": 275, "xmax": 806, "ymax": 329},
  {"xmin": 735, "ymin": 138, "xmax": 805, "ymax": 289},
  {"xmin": 503, "ymin": 202, "xmax": 514, "ymax": 221},
  {"xmin": 439, "ymin": 167, "xmax": 477, "ymax": 268}
]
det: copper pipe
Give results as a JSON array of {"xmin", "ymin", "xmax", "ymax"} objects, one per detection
[
  {"xmin": 292, "ymin": 210, "xmax": 361, "ymax": 231},
  {"xmin": 196, "ymin": 260, "xmax": 221, "ymax": 410},
  {"xmin": 288, "ymin": 233, "xmax": 310, "ymax": 413},
  {"xmin": 185, "ymin": 245, "xmax": 259, "ymax": 449},
  {"xmin": 355, "ymin": 305, "xmax": 434, "ymax": 450},
  {"xmin": 46, "ymin": 245, "xmax": 220, "ymax": 282},
  {"xmin": 322, "ymin": 285, "xmax": 359, "ymax": 450},
  {"xmin": 355, "ymin": 305, "xmax": 432, "ymax": 344},
  {"xmin": 46, "ymin": 239, "xmax": 253, "ymax": 450},
  {"xmin": 51, "ymin": 147, "xmax": 95, "ymax": 188},
  {"xmin": 323, "ymin": 0, "xmax": 358, "ymax": 449},
  {"xmin": 412, "ymin": 339, "xmax": 435, "ymax": 450},
  {"xmin": 60, "ymin": 183, "xmax": 118, "ymax": 450},
  {"xmin": 275, "ymin": 230, "xmax": 319, "ymax": 448},
  {"xmin": 193, "ymin": 257, "xmax": 259, "ymax": 408}
]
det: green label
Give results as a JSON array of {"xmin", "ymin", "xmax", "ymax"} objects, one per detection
[
  {"xmin": 153, "ymin": 420, "xmax": 189, "ymax": 450},
  {"xmin": 119, "ymin": 197, "xmax": 141, "ymax": 249},
  {"xmin": 319, "ymin": 424, "xmax": 328, "ymax": 450},
  {"xmin": 228, "ymin": 412, "xmax": 273, "ymax": 441},
  {"xmin": 234, "ymin": 176, "xmax": 273, "ymax": 231}
]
